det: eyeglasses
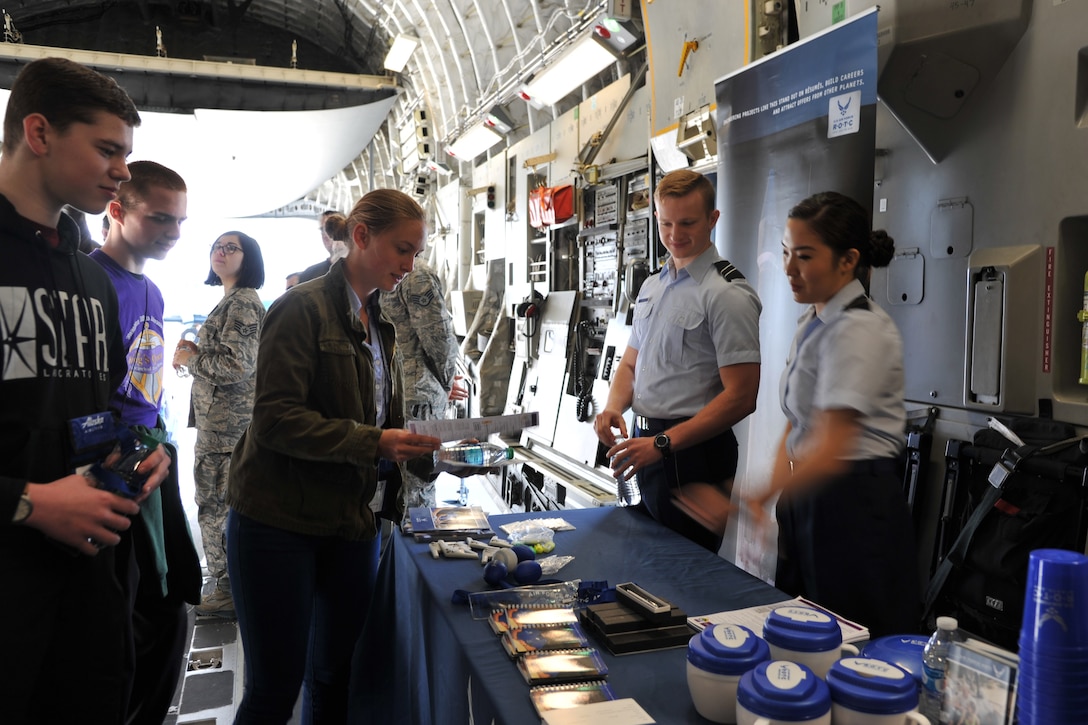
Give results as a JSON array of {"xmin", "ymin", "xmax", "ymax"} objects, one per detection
[{"xmin": 211, "ymin": 243, "xmax": 242, "ymax": 255}]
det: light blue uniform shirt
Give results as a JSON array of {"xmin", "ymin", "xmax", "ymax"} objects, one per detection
[
  {"xmin": 347, "ymin": 285, "xmax": 390, "ymax": 429},
  {"xmin": 629, "ymin": 246, "xmax": 762, "ymax": 419},
  {"xmin": 780, "ymin": 278, "xmax": 905, "ymax": 461}
]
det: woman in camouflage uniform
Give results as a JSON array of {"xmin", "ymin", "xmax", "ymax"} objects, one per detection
[{"xmin": 173, "ymin": 231, "xmax": 266, "ymax": 617}]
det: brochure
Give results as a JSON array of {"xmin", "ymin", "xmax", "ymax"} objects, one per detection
[
  {"xmin": 489, "ymin": 606, "xmax": 580, "ymax": 635},
  {"xmin": 687, "ymin": 596, "xmax": 869, "ymax": 644},
  {"xmin": 529, "ymin": 680, "xmax": 617, "ymax": 716},
  {"xmin": 501, "ymin": 623, "xmax": 591, "ymax": 657},
  {"xmin": 404, "ymin": 505, "xmax": 493, "ymax": 536},
  {"xmin": 517, "ymin": 648, "xmax": 609, "ymax": 685},
  {"xmin": 941, "ymin": 639, "xmax": 1018, "ymax": 725}
]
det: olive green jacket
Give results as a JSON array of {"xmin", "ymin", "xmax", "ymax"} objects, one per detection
[{"xmin": 227, "ymin": 260, "xmax": 409, "ymax": 540}]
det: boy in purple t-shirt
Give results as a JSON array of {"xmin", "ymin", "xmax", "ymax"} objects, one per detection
[
  {"xmin": 90, "ymin": 161, "xmax": 186, "ymax": 428},
  {"xmin": 91, "ymin": 159, "xmax": 196, "ymax": 725}
]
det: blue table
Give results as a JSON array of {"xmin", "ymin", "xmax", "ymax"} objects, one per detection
[{"xmin": 350, "ymin": 506, "xmax": 788, "ymax": 724}]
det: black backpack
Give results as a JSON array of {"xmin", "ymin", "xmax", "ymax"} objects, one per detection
[{"xmin": 923, "ymin": 418, "xmax": 1088, "ymax": 650}]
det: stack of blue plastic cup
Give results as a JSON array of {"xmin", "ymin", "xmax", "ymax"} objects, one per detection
[{"xmin": 1016, "ymin": 548, "xmax": 1088, "ymax": 724}]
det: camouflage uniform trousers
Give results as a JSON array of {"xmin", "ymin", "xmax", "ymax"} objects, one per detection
[
  {"xmin": 381, "ymin": 261, "xmax": 459, "ymax": 509},
  {"xmin": 194, "ymin": 445, "xmax": 232, "ymax": 587},
  {"xmin": 400, "ymin": 402, "xmax": 449, "ymax": 509}
]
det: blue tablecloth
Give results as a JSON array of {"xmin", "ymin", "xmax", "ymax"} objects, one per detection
[{"xmin": 350, "ymin": 506, "xmax": 788, "ymax": 724}]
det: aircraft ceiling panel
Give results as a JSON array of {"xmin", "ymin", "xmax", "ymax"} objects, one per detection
[
  {"xmin": 642, "ymin": 0, "xmax": 748, "ymax": 135},
  {"xmin": 577, "ymin": 74, "xmax": 634, "ymax": 166},
  {"xmin": 1, "ymin": 0, "xmax": 623, "ymax": 207}
]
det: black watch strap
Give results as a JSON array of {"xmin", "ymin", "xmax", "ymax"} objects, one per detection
[{"xmin": 654, "ymin": 432, "xmax": 672, "ymax": 459}]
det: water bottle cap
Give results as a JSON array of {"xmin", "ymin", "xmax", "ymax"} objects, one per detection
[
  {"xmin": 936, "ymin": 616, "xmax": 958, "ymax": 631},
  {"xmin": 502, "ymin": 447, "xmax": 514, "ymax": 460}
]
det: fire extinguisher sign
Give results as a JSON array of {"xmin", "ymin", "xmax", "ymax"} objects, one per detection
[{"xmin": 1043, "ymin": 246, "xmax": 1054, "ymax": 374}]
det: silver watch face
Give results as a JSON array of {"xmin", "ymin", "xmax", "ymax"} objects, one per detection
[
  {"xmin": 654, "ymin": 433, "xmax": 669, "ymax": 450},
  {"xmin": 14, "ymin": 495, "xmax": 31, "ymax": 523}
]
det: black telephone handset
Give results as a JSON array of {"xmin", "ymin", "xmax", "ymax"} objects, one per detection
[
  {"xmin": 601, "ymin": 345, "xmax": 617, "ymax": 381},
  {"xmin": 625, "ymin": 259, "xmax": 650, "ymax": 303}
]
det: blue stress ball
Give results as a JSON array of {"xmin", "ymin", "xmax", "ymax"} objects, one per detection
[
  {"xmin": 483, "ymin": 561, "xmax": 508, "ymax": 586},
  {"xmin": 511, "ymin": 544, "xmax": 536, "ymax": 562},
  {"xmin": 513, "ymin": 560, "xmax": 543, "ymax": 585}
]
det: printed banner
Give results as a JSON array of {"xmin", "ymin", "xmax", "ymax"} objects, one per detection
[{"xmin": 712, "ymin": 10, "xmax": 879, "ymax": 582}]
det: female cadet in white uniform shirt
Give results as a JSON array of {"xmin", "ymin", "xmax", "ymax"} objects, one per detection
[{"xmin": 764, "ymin": 191, "xmax": 919, "ymax": 636}]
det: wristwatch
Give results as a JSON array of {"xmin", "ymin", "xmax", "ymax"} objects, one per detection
[
  {"xmin": 12, "ymin": 487, "xmax": 32, "ymax": 524},
  {"xmin": 653, "ymin": 432, "xmax": 673, "ymax": 459}
]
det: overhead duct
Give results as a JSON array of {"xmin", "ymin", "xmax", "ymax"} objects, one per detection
[
  {"xmin": 0, "ymin": 43, "xmax": 398, "ymax": 217},
  {"xmin": 0, "ymin": 42, "xmax": 395, "ymax": 113},
  {"xmin": 877, "ymin": 0, "xmax": 1032, "ymax": 163}
]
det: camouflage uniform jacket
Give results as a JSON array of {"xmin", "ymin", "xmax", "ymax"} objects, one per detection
[
  {"xmin": 189, "ymin": 286, "xmax": 265, "ymax": 452},
  {"xmin": 379, "ymin": 260, "xmax": 458, "ymax": 419},
  {"xmin": 228, "ymin": 260, "xmax": 419, "ymax": 540}
]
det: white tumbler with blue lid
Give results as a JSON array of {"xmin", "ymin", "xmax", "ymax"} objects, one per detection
[
  {"xmin": 687, "ymin": 624, "xmax": 771, "ymax": 723},
  {"xmin": 736, "ymin": 660, "xmax": 831, "ymax": 725},
  {"xmin": 762, "ymin": 606, "xmax": 859, "ymax": 677},
  {"xmin": 826, "ymin": 657, "xmax": 930, "ymax": 724}
]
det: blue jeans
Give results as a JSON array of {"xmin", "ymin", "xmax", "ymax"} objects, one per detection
[{"xmin": 227, "ymin": 510, "xmax": 381, "ymax": 725}]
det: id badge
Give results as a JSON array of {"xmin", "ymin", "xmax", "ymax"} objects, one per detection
[{"xmin": 68, "ymin": 411, "xmax": 118, "ymax": 466}]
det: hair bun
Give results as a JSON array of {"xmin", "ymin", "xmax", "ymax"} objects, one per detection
[
  {"xmin": 868, "ymin": 229, "xmax": 895, "ymax": 268},
  {"xmin": 324, "ymin": 213, "xmax": 349, "ymax": 242}
]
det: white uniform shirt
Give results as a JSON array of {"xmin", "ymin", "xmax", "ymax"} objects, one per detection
[
  {"xmin": 629, "ymin": 246, "xmax": 762, "ymax": 419},
  {"xmin": 780, "ymin": 278, "xmax": 906, "ymax": 461}
]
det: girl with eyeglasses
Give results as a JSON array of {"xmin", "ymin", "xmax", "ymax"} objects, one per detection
[{"xmin": 172, "ymin": 231, "xmax": 266, "ymax": 619}]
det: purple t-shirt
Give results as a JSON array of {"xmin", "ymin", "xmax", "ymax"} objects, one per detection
[{"xmin": 89, "ymin": 250, "xmax": 166, "ymax": 428}]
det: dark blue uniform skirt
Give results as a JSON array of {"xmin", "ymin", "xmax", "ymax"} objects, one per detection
[{"xmin": 775, "ymin": 458, "xmax": 921, "ymax": 637}]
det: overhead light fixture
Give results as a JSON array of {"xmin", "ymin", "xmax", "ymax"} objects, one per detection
[
  {"xmin": 519, "ymin": 30, "xmax": 618, "ymax": 107},
  {"xmin": 425, "ymin": 158, "xmax": 453, "ymax": 175},
  {"xmin": 446, "ymin": 120, "xmax": 504, "ymax": 161},
  {"xmin": 484, "ymin": 106, "xmax": 515, "ymax": 135},
  {"xmin": 383, "ymin": 34, "xmax": 419, "ymax": 73}
]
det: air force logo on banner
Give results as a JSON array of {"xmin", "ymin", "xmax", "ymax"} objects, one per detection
[{"xmin": 827, "ymin": 91, "xmax": 862, "ymax": 138}]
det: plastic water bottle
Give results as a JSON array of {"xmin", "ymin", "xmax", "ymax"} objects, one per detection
[
  {"xmin": 88, "ymin": 426, "xmax": 160, "ymax": 499},
  {"xmin": 434, "ymin": 442, "xmax": 514, "ymax": 467},
  {"xmin": 611, "ymin": 437, "xmax": 642, "ymax": 507},
  {"xmin": 920, "ymin": 616, "xmax": 960, "ymax": 723}
]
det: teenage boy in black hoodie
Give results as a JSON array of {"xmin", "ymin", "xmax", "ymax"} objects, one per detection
[{"xmin": 0, "ymin": 57, "xmax": 172, "ymax": 724}]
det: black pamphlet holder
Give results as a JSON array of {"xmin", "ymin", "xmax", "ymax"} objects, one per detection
[{"xmin": 580, "ymin": 598, "xmax": 694, "ymax": 655}]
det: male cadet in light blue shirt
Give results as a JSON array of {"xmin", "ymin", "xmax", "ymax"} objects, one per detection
[{"xmin": 594, "ymin": 169, "xmax": 762, "ymax": 552}]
